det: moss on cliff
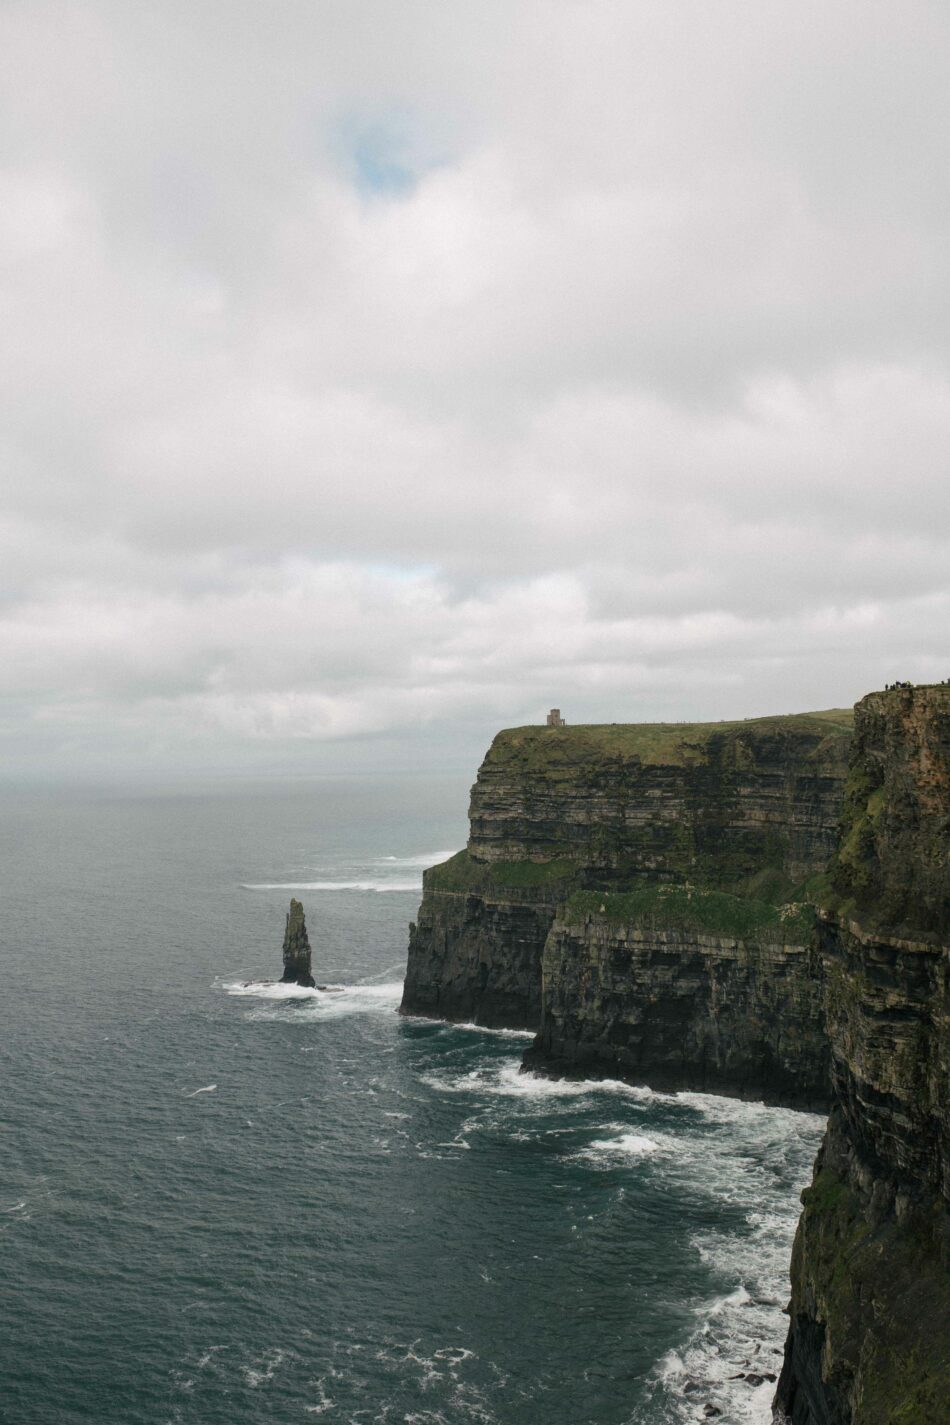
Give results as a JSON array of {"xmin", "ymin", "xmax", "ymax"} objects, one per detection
[
  {"xmin": 787, "ymin": 1162, "xmax": 950, "ymax": 1425},
  {"xmin": 425, "ymin": 848, "xmax": 580, "ymax": 895},
  {"xmin": 565, "ymin": 884, "xmax": 816, "ymax": 941},
  {"xmin": 827, "ymin": 686, "xmax": 950, "ymax": 935},
  {"xmin": 778, "ymin": 687, "xmax": 950, "ymax": 1424}
]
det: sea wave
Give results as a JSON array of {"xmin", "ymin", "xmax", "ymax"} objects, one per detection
[
  {"xmin": 578, "ymin": 1130, "xmax": 660, "ymax": 1162},
  {"xmin": 221, "ymin": 978, "xmax": 404, "ymax": 1021},
  {"xmin": 623, "ymin": 1100, "xmax": 821, "ymax": 1424},
  {"xmin": 241, "ymin": 879, "xmax": 422, "ymax": 893},
  {"xmin": 376, "ymin": 849, "xmax": 458, "ymax": 867},
  {"xmin": 220, "ymin": 978, "xmax": 324, "ymax": 999},
  {"xmin": 421, "ymin": 1059, "xmax": 665, "ymax": 1103}
]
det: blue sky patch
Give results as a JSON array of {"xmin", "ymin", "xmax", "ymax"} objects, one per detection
[{"xmin": 335, "ymin": 108, "xmax": 447, "ymax": 198}]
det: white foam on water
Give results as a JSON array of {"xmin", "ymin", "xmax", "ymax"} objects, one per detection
[
  {"xmin": 675, "ymin": 1088, "xmax": 826, "ymax": 1134},
  {"xmin": 184, "ymin": 1084, "xmax": 217, "ymax": 1097},
  {"xmin": 195, "ymin": 1346, "xmax": 226, "ymax": 1369},
  {"xmin": 357, "ymin": 1338, "xmax": 495, "ymax": 1425},
  {"xmin": 220, "ymin": 978, "xmax": 323, "ymax": 999},
  {"xmin": 625, "ymin": 1096, "xmax": 823, "ymax": 1425},
  {"xmin": 376, "ymin": 850, "xmax": 458, "ymax": 868},
  {"xmin": 237, "ymin": 980, "xmax": 405, "ymax": 1023},
  {"xmin": 438, "ymin": 1020, "xmax": 536, "ymax": 1041},
  {"xmin": 579, "ymin": 1130, "xmax": 660, "ymax": 1162},
  {"xmin": 633, "ymin": 1276, "xmax": 786, "ymax": 1424},
  {"xmin": 421, "ymin": 1059, "xmax": 665, "ymax": 1103},
  {"xmin": 241, "ymin": 1347, "xmax": 287, "ymax": 1389},
  {"xmin": 242, "ymin": 878, "xmax": 422, "ymax": 893}
]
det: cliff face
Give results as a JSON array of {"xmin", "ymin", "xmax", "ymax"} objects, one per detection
[
  {"xmin": 776, "ymin": 688, "xmax": 950, "ymax": 1425},
  {"xmin": 400, "ymin": 711, "xmax": 851, "ymax": 1051},
  {"xmin": 400, "ymin": 691, "xmax": 950, "ymax": 1421},
  {"xmin": 403, "ymin": 868, "xmax": 566, "ymax": 1028},
  {"xmin": 525, "ymin": 900, "xmax": 829, "ymax": 1108},
  {"xmin": 468, "ymin": 715, "xmax": 851, "ymax": 888}
]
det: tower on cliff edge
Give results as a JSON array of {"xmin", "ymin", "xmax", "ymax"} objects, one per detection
[{"xmin": 546, "ymin": 708, "xmax": 565, "ymax": 728}]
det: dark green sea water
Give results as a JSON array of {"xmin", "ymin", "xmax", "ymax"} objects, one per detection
[{"xmin": 0, "ymin": 778, "xmax": 824, "ymax": 1425}]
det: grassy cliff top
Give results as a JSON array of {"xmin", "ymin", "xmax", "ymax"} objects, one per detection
[{"xmin": 485, "ymin": 709, "xmax": 854, "ymax": 770}]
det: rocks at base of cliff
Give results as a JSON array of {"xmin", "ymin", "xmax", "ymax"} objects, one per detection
[{"xmin": 280, "ymin": 898, "xmax": 316, "ymax": 987}]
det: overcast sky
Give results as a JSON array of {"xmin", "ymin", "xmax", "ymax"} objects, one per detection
[{"xmin": 3, "ymin": 1, "xmax": 949, "ymax": 782}]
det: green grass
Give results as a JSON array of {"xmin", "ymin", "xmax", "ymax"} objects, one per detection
[
  {"xmin": 565, "ymin": 884, "xmax": 816, "ymax": 941},
  {"xmin": 490, "ymin": 857, "xmax": 579, "ymax": 888},
  {"xmin": 485, "ymin": 708, "xmax": 854, "ymax": 770},
  {"xmin": 425, "ymin": 853, "xmax": 825, "ymax": 935},
  {"xmin": 425, "ymin": 849, "xmax": 579, "ymax": 895}
]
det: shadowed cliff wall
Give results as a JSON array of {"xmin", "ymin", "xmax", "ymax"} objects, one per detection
[
  {"xmin": 524, "ymin": 899, "xmax": 829, "ymax": 1108},
  {"xmin": 775, "ymin": 687, "xmax": 950, "ymax": 1425}
]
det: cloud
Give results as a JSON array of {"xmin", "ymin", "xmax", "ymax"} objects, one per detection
[{"xmin": 1, "ymin": 0, "xmax": 949, "ymax": 778}]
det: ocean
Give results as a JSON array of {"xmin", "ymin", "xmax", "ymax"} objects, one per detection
[{"xmin": 0, "ymin": 776, "xmax": 824, "ymax": 1425}]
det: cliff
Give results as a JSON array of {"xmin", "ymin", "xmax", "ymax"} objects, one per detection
[
  {"xmin": 524, "ymin": 893, "xmax": 830, "ymax": 1108},
  {"xmin": 400, "ymin": 691, "xmax": 950, "ymax": 1421},
  {"xmin": 401, "ymin": 710, "xmax": 852, "ymax": 1057},
  {"xmin": 467, "ymin": 714, "xmax": 851, "ymax": 887},
  {"xmin": 775, "ymin": 687, "xmax": 950, "ymax": 1424}
]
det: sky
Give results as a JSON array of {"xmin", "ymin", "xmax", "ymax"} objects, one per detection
[{"xmin": 2, "ymin": 0, "xmax": 949, "ymax": 783}]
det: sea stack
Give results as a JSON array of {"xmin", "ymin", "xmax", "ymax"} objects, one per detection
[{"xmin": 280, "ymin": 898, "xmax": 316, "ymax": 987}]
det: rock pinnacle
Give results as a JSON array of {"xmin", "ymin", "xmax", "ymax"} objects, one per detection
[{"xmin": 280, "ymin": 898, "xmax": 315, "ymax": 987}]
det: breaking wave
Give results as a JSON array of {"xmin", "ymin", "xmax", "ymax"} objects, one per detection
[
  {"xmin": 241, "ymin": 879, "xmax": 422, "ymax": 893},
  {"xmin": 241, "ymin": 849, "xmax": 458, "ymax": 895},
  {"xmin": 376, "ymin": 850, "xmax": 458, "ymax": 867},
  {"xmin": 219, "ymin": 977, "xmax": 404, "ymax": 1021},
  {"xmin": 421, "ymin": 1059, "xmax": 666, "ymax": 1103},
  {"xmin": 419, "ymin": 1051, "xmax": 820, "ymax": 1424}
]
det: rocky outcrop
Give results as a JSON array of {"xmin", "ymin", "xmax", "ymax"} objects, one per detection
[
  {"xmin": 775, "ymin": 687, "xmax": 950, "ymax": 1424},
  {"xmin": 280, "ymin": 898, "xmax": 315, "ymax": 987},
  {"xmin": 400, "ymin": 710, "xmax": 852, "ymax": 1039},
  {"xmin": 403, "ymin": 869, "xmax": 565, "ymax": 1028}
]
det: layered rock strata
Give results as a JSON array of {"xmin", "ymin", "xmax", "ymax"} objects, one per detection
[
  {"xmin": 401, "ymin": 710, "xmax": 852, "ymax": 1039},
  {"xmin": 524, "ymin": 903, "xmax": 830, "ymax": 1108},
  {"xmin": 775, "ymin": 687, "xmax": 950, "ymax": 1424},
  {"xmin": 403, "ymin": 865, "xmax": 566, "ymax": 1028}
]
